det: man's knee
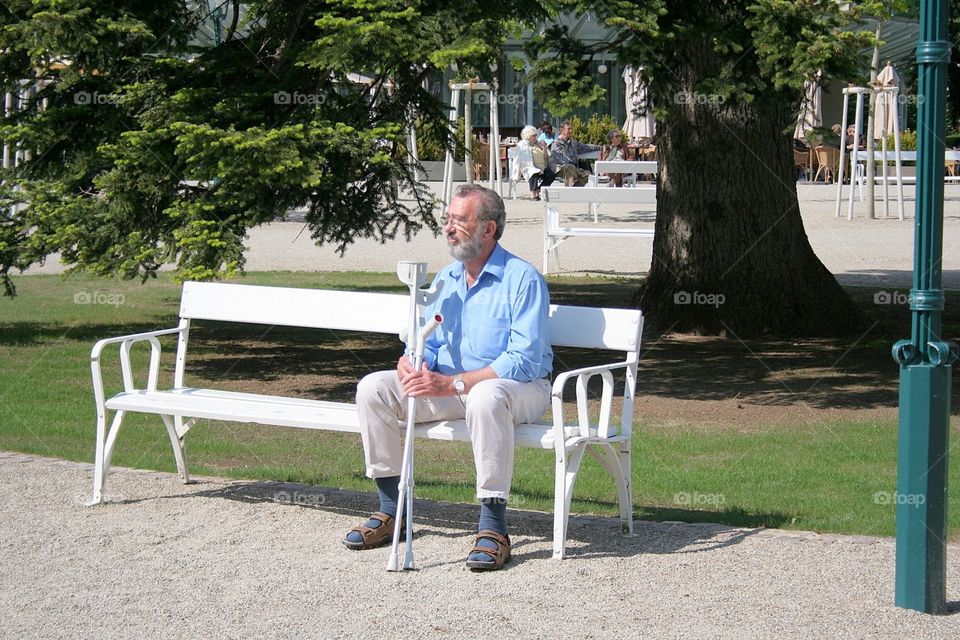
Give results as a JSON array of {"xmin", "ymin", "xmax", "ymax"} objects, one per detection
[
  {"xmin": 356, "ymin": 370, "xmax": 395, "ymax": 408},
  {"xmin": 465, "ymin": 379, "xmax": 511, "ymax": 418}
]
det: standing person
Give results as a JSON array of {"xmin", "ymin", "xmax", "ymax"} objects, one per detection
[
  {"xmin": 599, "ymin": 129, "xmax": 631, "ymax": 187},
  {"xmin": 537, "ymin": 121, "xmax": 555, "ymax": 147},
  {"xmin": 514, "ymin": 125, "xmax": 555, "ymax": 200},
  {"xmin": 343, "ymin": 185, "xmax": 554, "ymax": 572},
  {"xmin": 549, "ymin": 121, "xmax": 599, "ymax": 186}
]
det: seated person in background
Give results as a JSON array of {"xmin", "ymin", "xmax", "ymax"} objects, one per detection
[
  {"xmin": 549, "ymin": 121, "xmax": 599, "ymax": 187},
  {"xmin": 599, "ymin": 129, "xmax": 631, "ymax": 187},
  {"xmin": 513, "ymin": 125, "xmax": 555, "ymax": 201},
  {"xmin": 820, "ymin": 124, "xmax": 842, "ymax": 149},
  {"xmin": 845, "ymin": 124, "xmax": 866, "ymax": 151},
  {"xmin": 537, "ymin": 121, "xmax": 555, "ymax": 147}
]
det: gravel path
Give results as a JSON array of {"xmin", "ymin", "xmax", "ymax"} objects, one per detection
[{"xmin": 2, "ymin": 452, "xmax": 957, "ymax": 639}]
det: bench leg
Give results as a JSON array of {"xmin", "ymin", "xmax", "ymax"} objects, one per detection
[
  {"xmin": 587, "ymin": 443, "xmax": 634, "ymax": 536},
  {"xmin": 160, "ymin": 415, "xmax": 191, "ymax": 484},
  {"xmin": 552, "ymin": 444, "xmax": 586, "ymax": 559},
  {"xmin": 90, "ymin": 408, "xmax": 122, "ymax": 504},
  {"xmin": 543, "ymin": 237, "xmax": 562, "ymax": 275}
]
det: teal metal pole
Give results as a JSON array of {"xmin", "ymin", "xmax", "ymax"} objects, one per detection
[{"xmin": 892, "ymin": 0, "xmax": 958, "ymax": 614}]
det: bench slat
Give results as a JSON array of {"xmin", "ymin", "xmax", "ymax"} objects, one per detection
[
  {"xmin": 543, "ymin": 186, "xmax": 657, "ymax": 204},
  {"xmin": 552, "ymin": 226, "xmax": 655, "ymax": 238},
  {"xmin": 180, "ymin": 283, "xmax": 409, "ymax": 334},
  {"xmin": 104, "ymin": 388, "xmax": 617, "ymax": 449}
]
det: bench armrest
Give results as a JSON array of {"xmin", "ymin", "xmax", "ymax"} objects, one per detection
[
  {"xmin": 91, "ymin": 326, "xmax": 185, "ymax": 409},
  {"xmin": 550, "ymin": 361, "xmax": 632, "ymax": 443}
]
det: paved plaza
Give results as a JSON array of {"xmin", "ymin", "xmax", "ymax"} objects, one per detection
[{"xmin": 240, "ymin": 182, "xmax": 960, "ymax": 289}]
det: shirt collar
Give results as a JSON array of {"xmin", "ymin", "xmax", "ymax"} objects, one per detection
[{"xmin": 450, "ymin": 243, "xmax": 506, "ymax": 284}]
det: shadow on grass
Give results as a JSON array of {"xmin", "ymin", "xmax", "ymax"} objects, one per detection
[
  {"xmin": 4, "ymin": 281, "xmax": 958, "ymax": 412},
  {"xmin": 0, "ymin": 321, "xmax": 174, "ymax": 346}
]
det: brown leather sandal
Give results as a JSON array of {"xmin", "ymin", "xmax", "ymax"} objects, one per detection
[
  {"xmin": 342, "ymin": 511, "xmax": 404, "ymax": 550},
  {"xmin": 465, "ymin": 530, "xmax": 511, "ymax": 571}
]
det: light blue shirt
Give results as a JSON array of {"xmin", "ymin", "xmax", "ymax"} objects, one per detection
[
  {"xmin": 418, "ymin": 244, "xmax": 553, "ymax": 382},
  {"xmin": 537, "ymin": 132, "xmax": 555, "ymax": 146}
]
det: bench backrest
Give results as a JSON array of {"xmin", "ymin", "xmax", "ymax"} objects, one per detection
[
  {"xmin": 854, "ymin": 150, "xmax": 960, "ymax": 162},
  {"xmin": 178, "ymin": 281, "xmax": 642, "ymax": 353},
  {"xmin": 543, "ymin": 186, "xmax": 656, "ymax": 204},
  {"xmin": 180, "ymin": 282, "xmax": 409, "ymax": 334}
]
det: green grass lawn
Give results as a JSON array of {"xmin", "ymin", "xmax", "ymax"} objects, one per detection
[{"xmin": 0, "ymin": 271, "xmax": 957, "ymax": 539}]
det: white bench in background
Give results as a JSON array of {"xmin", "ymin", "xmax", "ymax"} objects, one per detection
[
  {"xmin": 90, "ymin": 281, "xmax": 643, "ymax": 560},
  {"xmin": 542, "ymin": 186, "xmax": 657, "ymax": 274},
  {"xmin": 854, "ymin": 150, "xmax": 960, "ymax": 185},
  {"xmin": 593, "ymin": 160, "xmax": 658, "ymax": 187}
]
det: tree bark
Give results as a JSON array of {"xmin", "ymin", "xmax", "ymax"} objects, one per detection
[{"xmin": 640, "ymin": 48, "xmax": 864, "ymax": 338}]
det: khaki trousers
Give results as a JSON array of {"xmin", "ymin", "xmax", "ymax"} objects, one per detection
[
  {"xmin": 557, "ymin": 163, "xmax": 590, "ymax": 186},
  {"xmin": 356, "ymin": 371, "xmax": 551, "ymax": 500}
]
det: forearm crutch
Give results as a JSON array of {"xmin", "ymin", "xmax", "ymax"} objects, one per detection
[
  {"xmin": 387, "ymin": 312, "xmax": 442, "ymax": 571},
  {"xmin": 388, "ymin": 261, "xmax": 444, "ymax": 572}
]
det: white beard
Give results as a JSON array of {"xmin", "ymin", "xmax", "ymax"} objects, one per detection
[{"xmin": 448, "ymin": 224, "xmax": 485, "ymax": 262}]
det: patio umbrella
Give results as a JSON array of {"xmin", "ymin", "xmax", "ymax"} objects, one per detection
[
  {"xmin": 793, "ymin": 71, "xmax": 822, "ymax": 141},
  {"xmin": 873, "ymin": 62, "xmax": 902, "ymax": 140},
  {"xmin": 622, "ymin": 65, "xmax": 655, "ymax": 141}
]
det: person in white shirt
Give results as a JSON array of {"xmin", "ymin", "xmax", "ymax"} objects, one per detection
[{"xmin": 512, "ymin": 125, "xmax": 555, "ymax": 200}]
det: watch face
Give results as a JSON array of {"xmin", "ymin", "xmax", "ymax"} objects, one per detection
[{"xmin": 454, "ymin": 378, "xmax": 465, "ymax": 392}]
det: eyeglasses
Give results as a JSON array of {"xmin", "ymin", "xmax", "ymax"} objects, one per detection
[
  {"xmin": 440, "ymin": 214, "xmax": 472, "ymax": 231},
  {"xmin": 441, "ymin": 214, "xmax": 495, "ymax": 233}
]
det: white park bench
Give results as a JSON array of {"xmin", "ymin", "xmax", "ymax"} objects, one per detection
[
  {"xmin": 853, "ymin": 150, "xmax": 960, "ymax": 185},
  {"xmin": 90, "ymin": 281, "xmax": 643, "ymax": 560},
  {"xmin": 542, "ymin": 186, "xmax": 657, "ymax": 274},
  {"xmin": 593, "ymin": 160, "xmax": 658, "ymax": 188}
]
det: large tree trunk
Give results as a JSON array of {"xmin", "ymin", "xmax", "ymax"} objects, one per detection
[{"xmin": 640, "ymin": 49, "xmax": 863, "ymax": 338}]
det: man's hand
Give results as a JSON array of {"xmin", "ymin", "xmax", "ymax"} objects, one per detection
[
  {"xmin": 396, "ymin": 354, "xmax": 416, "ymax": 378},
  {"xmin": 398, "ymin": 362, "xmax": 453, "ymax": 397}
]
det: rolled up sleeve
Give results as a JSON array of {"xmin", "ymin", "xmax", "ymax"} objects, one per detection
[{"xmin": 489, "ymin": 278, "xmax": 551, "ymax": 381}]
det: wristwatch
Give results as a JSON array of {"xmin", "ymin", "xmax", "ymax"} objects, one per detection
[{"xmin": 453, "ymin": 377, "xmax": 466, "ymax": 403}]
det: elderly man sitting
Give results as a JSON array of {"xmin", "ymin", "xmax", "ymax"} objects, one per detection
[{"xmin": 549, "ymin": 121, "xmax": 600, "ymax": 186}]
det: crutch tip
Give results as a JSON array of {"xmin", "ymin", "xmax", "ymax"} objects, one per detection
[{"xmin": 386, "ymin": 554, "xmax": 400, "ymax": 572}]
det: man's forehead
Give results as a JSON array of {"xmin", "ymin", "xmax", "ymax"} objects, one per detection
[{"xmin": 448, "ymin": 194, "xmax": 478, "ymax": 218}]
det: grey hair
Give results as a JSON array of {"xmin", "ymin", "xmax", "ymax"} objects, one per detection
[
  {"xmin": 521, "ymin": 125, "xmax": 538, "ymax": 140},
  {"xmin": 454, "ymin": 184, "xmax": 507, "ymax": 240}
]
